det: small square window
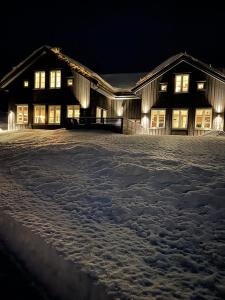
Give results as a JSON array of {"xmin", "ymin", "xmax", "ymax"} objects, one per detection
[
  {"xmin": 24, "ymin": 81, "xmax": 29, "ymax": 87},
  {"xmin": 160, "ymin": 83, "xmax": 167, "ymax": 92},
  {"xmin": 197, "ymin": 82, "xmax": 205, "ymax": 90},
  {"xmin": 67, "ymin": 78, "xmax": 73, "ymax": 86}
]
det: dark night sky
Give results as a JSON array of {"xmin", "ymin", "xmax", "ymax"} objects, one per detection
[{"xmin": 1, "ymin": 0, "xmax": 225, "ymax": 78}]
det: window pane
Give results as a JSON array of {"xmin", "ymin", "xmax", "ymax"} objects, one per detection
[
  {"xmin": 67, "ymin": 105, "xmax": 73, "ymax": 118},
  {"xmin": 55, "ymin": 106, "xmax": 61, "ymax": 124},
  {"xmin": 175, "ymin": 75, "xmax": 182, "ymax": 93},
  {"xmin": 180, "ymin": 110, "xmax": 188, "ymax": 128},
  {"xmin": 151, "ymin": 110, "xmax": 165, "ymax": 128},
  {"xmin": 103, "ymin": 109, "xmax": 107, "ymax": 118},
  {"xmin": 48, "ymin": 106, "xmax": 55, "ymax": 124},
  {"xmin": 17, "ymin": 105, "xmax": 28, "ymax": 124},
  {"xmin": 34, "ymin": 105, "xmax": 45, "ymax": 124},
  {"xmin": 35, "ymin": 72, "xmax": 40, "ymax": 89},
  {"xmin": 182, "ymin": 75, "xmax": 189, "ymax": 92},
  {"xmin": 172, "ymin": 110, "xmax": 179, "ymax": 128},
  {"xmin": 50, "ymin": 71, "xmax": 55, "ymax": 88},
  {"xmin": 195, "ymin": 109, "xmax": 212, "ymax": 129},
  {"xmin": 56, "ymin": 71, "xmax": 61, "ymax": 88}
]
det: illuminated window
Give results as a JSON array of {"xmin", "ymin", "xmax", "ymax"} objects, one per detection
[
  {"xmin": 35, "ymin": 71, "xmax": 45, "ymax": 89},
  {"xmin": 67, "ymin": 78, "xmax": 73, "ymax": 86},
  {"xmin": 48, "ymin": 105, "xmax": 61, "ymax": 124},
  {"xmin": 197, "ymin": 82, "xmax": 205, "ymax": 90},
  {"xmin": 175, "ymin": 74, "xmax": 189, "ymax": 93},
  {"xmin": 172, "ymin": 109, "xmax": 188, "ymax": 129},
  {"xmin": 67, "ymin": 105, "xmax": 80, "ymax": 118},
  {"xmin": 151, "ymin": 110, "xmax": 166, "ymax": 128},
  {"xmin": 16, "ymin": 105, "xmax": 28, "ymax": 124},
  {"xmin": 50, "ymin": 70, "xmax": 61, "ymax": 88},
  {"xmin": 34, "ymin": 105, "xmax": 46, "ymax": 124},
  {"xmin": 24, "ymin": 81, "xmax": 29, "ymax": 87},
  {"xmin": 103, "ymin": 109, "xmax": 107, "ymax": 118},
  {"xmin": 160, "ymin": 83, "xmax": 167, "ymax": 92},
  {"xmin": 195, "ymin": 109, "xmax": 212, "ymax": 129}
]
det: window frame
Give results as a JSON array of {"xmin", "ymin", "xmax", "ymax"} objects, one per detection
[
  {"xmin": 150, "ymin": 109, "xmax": 166, "ymax": 129},
  {"xmin": 50, "ymin": 70, "xmax": 61, "ymax": 89},
  {"xmin": 197, "ymin": 81, "xmax": 206, "ymax": 91},
  {"xmin": 34, "ymin": 71, "xmax": 45, "ymax": 89},
  {"xmin": 172, "ymin": 109, "xmax": 189, "ymax": 129},
  {"xmin": 195, "ymin": 108, "xmax": 212, "ymax": 130},
  {"xmin": 48, "ymin": 105, "xmax": 61, "ymax": 124},
  {"xmin": 67, "ymin": 78, "xmax": 73, "ymax": 86},
  {"xmin": 33, "ymin": 105, "xmax": 46, "ymax": 124},
  {"xmin": 23, "ymin": 80, "xmax": 29, "ymax": 88},
  {"xmin": 67, "ymin": 105, "xmax": 80, "ymax": 118},
  {"xmin": 175, "ymin": 74, "xmax": 190, "ymax": 93},
  {"xmin": 159, "ymin": 83, "xmax": 168, "ymax": 92},
  {"xmin": 16, "ymin": 104, "xmax": 29, "ymax": 124}
]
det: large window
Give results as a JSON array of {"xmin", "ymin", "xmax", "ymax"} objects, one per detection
[
  {"xmin": 50, "ymin": 70, "xmax": 61, "ymax": 88},
  {"xmin": 175, "ymin": 74, "xmax": 189, "ymax": 93},
  {"xmin": 172, "ymin": 109, "xmax": 188, "ymax": 129},
  {"xmin": 151, "ymin": 110, "xmax": 166, "ymax": 128},
  {"xmin": 34, "ymin": 105, "xmax": 46, "ymax": 124},
  {"xmin": 35, "ymin": 71, "xmax": 45, "ymax": 89},
  {"xmin": 17, "ymin": 105, "xmax": 28, "ymax": 124},
  {"xmin": 48, "ymin": 105, "xmax": 61, "ymax": 124},
  {"xmin": 195, "ymin": 109, "xmax": 212, "ymax": 129},
  {"xmin": 67, "ymin": 105, "xmax": 80, "ymax": 118}
]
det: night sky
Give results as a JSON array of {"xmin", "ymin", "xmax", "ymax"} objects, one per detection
[{"xmin": 1, "ymin": 0, "xmax": 225, "ymax": 78}]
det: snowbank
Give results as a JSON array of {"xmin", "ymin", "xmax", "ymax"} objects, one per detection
[{"xmin": 0, "ymin": 130, "xmax": 225, "ymax": 300}]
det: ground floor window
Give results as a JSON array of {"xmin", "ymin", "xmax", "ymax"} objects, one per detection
[
  {"xmin": 34, "ymin": 105, "xmax": 46, "ymax": 124},
  {"xmin": 67, "ymin": 105, "xmax": 80, "ymax": 118},
  {"xmin": 48, "ymin": 105, "xmax": 61, "ymax": 124},
  {"xmin": 16, "ymin": 105, "xmax": 28, "ymax": 124},
  {"xmin": 172, "ymin": 109, "xmax": 188, "ymax": 129},
  {"xmin": 195, "ymin": 109, "xmax": 212, "ymax": 129},
  {"xmin": 151, "ymin": 109, "xmax": 166, "ymax": 128}
]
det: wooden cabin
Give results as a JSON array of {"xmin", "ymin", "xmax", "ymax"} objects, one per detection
[
  {"xmin": 0, "ymin": 46, "xmax": 138, "ymax": 132},
  {"xmin": 0, "ymin": 47, "xmax": 225, "ymax": 135},
  {"xmin": 131, "ymin": 53, "xmax": 225, "ymax": 135}
]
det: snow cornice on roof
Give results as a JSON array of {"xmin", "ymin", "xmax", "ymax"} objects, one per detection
[{"xmin": 132, "ymin": 52, "xmax": 225, "ymax": 92}]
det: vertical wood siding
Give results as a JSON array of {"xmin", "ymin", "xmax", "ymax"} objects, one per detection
[{"xmin": 73, "ymin": 71, "xmax": 90, "ymax": 109}]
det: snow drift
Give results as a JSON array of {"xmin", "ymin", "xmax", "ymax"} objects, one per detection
[{"xmin": 0, "ymin": 129, "xmax": 225, "ymax": 300}]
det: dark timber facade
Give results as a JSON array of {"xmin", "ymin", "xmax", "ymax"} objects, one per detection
[{"xmin": 0, "ymin": 47, "xmax": 225, "ymax": 135}]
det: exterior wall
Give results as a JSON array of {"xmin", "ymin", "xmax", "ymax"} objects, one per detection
[
  {"xmin": 4, "ymin": 51, "xmax": 92, "ymax": 130},
  {"xmin": 123, "ymin": 99, "xmax": 141, "ymax": 120},
  {"xmin": 138, "ymin": 61, "xmax": 225, "ymax": 135}
]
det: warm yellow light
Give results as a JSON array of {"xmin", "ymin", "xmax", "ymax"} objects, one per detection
[
  {"xmin": 67, "ymin": 78, "xmax": 73, "ymax": 86},
  {"xmin": 24, "ymin": 81, "xmax": 29, "ymax": 87}
]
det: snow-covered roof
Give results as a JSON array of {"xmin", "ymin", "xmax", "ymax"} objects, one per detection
[
  {"xmin": 101, "ymin": 73, "xmax": 147, "ymax": 89},
  {"xmin": 133, "ymin": 52, "xmax": 225, "ymax": 91}
]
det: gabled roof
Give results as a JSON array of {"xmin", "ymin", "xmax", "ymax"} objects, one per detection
[
  {"xmin": 0, "ymin": 46, "xmax": 139, "ymax": 99},
  {"xmin": 101, "ymin": 73, "xmax": 147, "ymax": 89},
  {"xmin": 132, "ymin": 52, "xmax": 225, "ymax": 92}
]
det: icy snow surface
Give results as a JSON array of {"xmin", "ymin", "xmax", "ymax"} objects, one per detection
[{"xmin": 0, "ymin": 129, "xmax": 225, "ymax": 300}]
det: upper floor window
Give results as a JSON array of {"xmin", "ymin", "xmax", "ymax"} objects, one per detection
[
  {"xmin": 197, "ymin": 82, "xmax": 205, "ymax": 91},
  {"xmin": 50, "ymin": 70, "xmax": 61, "ymax": 88},
  {"xmin": 151, "ymin": 110, "xmax": 166, "ymax": 128},
  {"xmin": 175, "ymin": 74, "xmax": 189, "ymax": 93},
  {"xmin": 160, "ymin": 83, "xmax": 167, "ymax": 92},
  {"xmin": 24, "ymin": 80, "xmax": 29, "ymax": 87},
  {"xmin": 195, "ymin": 109, "xmax": 212, "ymax": 129},
  {"xmin": 67, "ymin": 78, "xmax": 73, "ymax": 86},
  {"xmin": 35, "ymin": 71, "xmax": 45, "ymax": 89},
  {"xmin": 172, "ymin": 109, "xmax": 188, "ymax": 129},
  {"xmin": 16, "ymin": 105, "xmax": 28, "ymax": 124}
]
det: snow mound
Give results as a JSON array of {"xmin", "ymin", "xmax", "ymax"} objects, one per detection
[{"xmin": 0, "ymin": 129, "xmax": 225, "ymax": 300}]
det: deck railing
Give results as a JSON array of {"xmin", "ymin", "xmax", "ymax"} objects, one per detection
[{"xmin": 65, "ymin": 117, "xmax": 124, "ymax": 133}]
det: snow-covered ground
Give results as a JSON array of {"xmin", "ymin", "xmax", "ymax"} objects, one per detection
[{"xmin": 0, "ymin": 129, "xmax": 225, "ymax": 300}]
